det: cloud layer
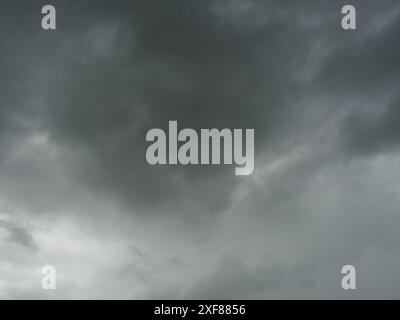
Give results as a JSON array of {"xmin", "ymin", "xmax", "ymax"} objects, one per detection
[{"xmin": 0, "ymin": 0, "xmax": 400, "ymax": 299}]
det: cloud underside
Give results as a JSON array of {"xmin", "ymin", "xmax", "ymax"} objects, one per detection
[{"xmin": 0, "ymin": 0, "xmax": 400, "ymax": 299}]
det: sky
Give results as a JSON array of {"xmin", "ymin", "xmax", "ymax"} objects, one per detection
[{"xmin": 1, "ymin": 0, "xmax": 400, "ymax": 299}]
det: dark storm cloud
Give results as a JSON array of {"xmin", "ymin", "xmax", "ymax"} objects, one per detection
[
  {"xmin": 15, "ymin": 0, "xmax": 341, "ymax": 216},
  {"xmin": 1, "ymin": 0, "xmax": 400, "ymax": 299},
  {"xmin": 313, "ymin": 1, "xmax": 400, "ymax": 96},
  {"xmin": 1, "ymin": 0, "xmax": 396, "ymax": 218},
  {"xmin": 0, "ymin": 219, "xmax": 38, "ymax": 251},
  {"xmin": 340, "ymin": 98, "xmax": 400, "ymax": 156},
  {"xmin": 0, "ymin": 0, "xmax": 398, "ymax": 217},
  {"xmin": 304, "ymin": 1, "xmax": 400, "ymax": 160}
]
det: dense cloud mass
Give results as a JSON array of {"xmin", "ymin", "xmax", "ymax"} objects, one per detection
[{"xmin": 0, "ymin": 0, "xmax": 400, "ymax": 299}]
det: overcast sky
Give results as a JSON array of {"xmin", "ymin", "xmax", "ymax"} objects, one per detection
[{"xmin": 1, "ymin": 0, "xmax": 400, "ymax": 299}]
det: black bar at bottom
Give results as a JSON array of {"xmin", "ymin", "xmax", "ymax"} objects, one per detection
[{"xmin": 0, "ymin": 300, "xmax": 397, "ymax": 318}]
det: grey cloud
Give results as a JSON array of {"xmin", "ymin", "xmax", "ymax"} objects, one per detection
[
  {"xmin": 185, "ymin": 256, "xmax": 315, "ymax": 299},
  {"xmin": 3, "ymin": 0, "xmax": 331, "ymax": 216},
  {"xmin": 0, "ymin": 219, "xmax": 38, "ymax": 251},
  {"xmin": 339, "ymin": 97, "xmax": 400, "ymax": 156},
  {"xmin": 0, "ymin": 0, "xmax": 400, "ymax": 299},
  {"xmin": 1, "ymin": 0, "xmax": 397, "ymax": 217}
]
